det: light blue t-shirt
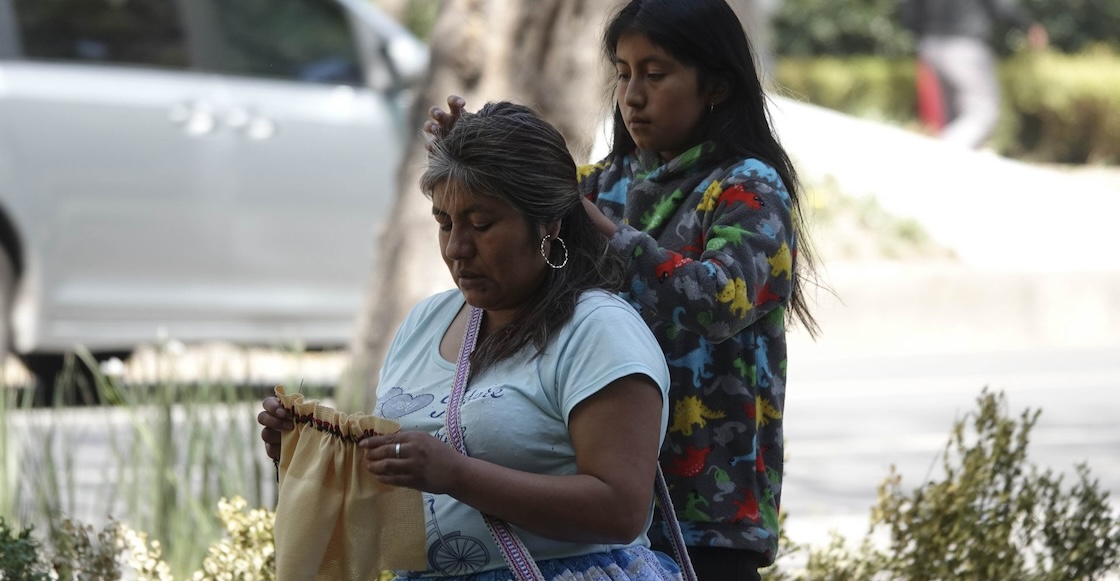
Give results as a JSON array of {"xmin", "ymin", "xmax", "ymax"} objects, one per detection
[{"xmin": 375, "ymin": 289, "xmax": 670, "ymax": 577}]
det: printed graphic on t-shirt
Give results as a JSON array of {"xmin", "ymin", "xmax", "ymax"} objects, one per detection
[
  {"xmin": 423, "ymin": 494, "xmax": 491, "ymax": 575},
  {"xmin": 378, "ymin": 386, "xmax": 434, "ymax": 419}
]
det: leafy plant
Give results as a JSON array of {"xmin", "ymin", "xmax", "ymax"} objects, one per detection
[
  {"xmin": 774, "ymin": 0, "xmax": 1120, "ymax": 57},
  {"xmin": 773, "ymin": 389, "xmax": 1120, "ymax": 580},
  {"xmin": 0, "ymin": 381, "xmax": 22, "ymax": 526},
  {"xmin": 0, "ymin": 518, "xmax": 51, "ymax": 581},
  {"xmin": 1018, "ymin": 0, "xmax": 1120, "ymax": 54},
  {"xmin": 774, "ymin": 0, "xmax": 914, "ymax": 57},
  {"xmin": 1, "ymin": 499, "xmax": 277, "ymax": 581},
  {"xmin": 187, "ymin": 497, "xmax": 275, "ymax": 581},
  {"xmin": 4, "ymin": 345, "xmax": 291, "ymax": 578},
  {"xmin": 47, "ymin": 518, "xmax": 123, "ymax": 581},
  {"xmin": 776, "ymin": 50, "xmax": 1120, "ymax": 164}
]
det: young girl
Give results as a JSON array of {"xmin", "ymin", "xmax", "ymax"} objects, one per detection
[{"xmin": 427, "ymin": 2, "xmax": 818, "ymax": 578}]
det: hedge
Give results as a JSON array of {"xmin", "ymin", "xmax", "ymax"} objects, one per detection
[
  {"xmin": 774, "ymin": 0, "xmax": 1120, "ymax": 56},
  {"xmin": 775, "ymin": 49, "xmax": 1120, "ymax": 164}
]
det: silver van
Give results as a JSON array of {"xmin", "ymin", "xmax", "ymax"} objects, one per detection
[{"xmin": 0, "ymin": 0, "xmax": 427, "ymax": 392}]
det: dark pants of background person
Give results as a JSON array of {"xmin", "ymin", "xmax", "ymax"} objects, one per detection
[{"xmin": 653, "ymin": 543, "xmax": 766, "ymax": 581}]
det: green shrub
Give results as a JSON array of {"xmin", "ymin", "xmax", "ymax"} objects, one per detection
[
  {"xmin": 48, "ymin": 518, "xmax": 123, "ymax": 580},
  {"xmin": 776, "ymin": 50, "xmax": 1120, "ymax": 164},
  {"xmin": 775, "ymin": 0, "xmax": 913, "ymax": 57},
  {"xmin": 3, "ymin": 346, "xmax": 289, "ymax": 578},
  {"xmin": 775, "ymin": 0, "xmax": 1120, "ymax": 56},
  {"xmin": 1000, "ymin": 48, "xmax": 1120, "ymax": 163},
  {"xmin": 11, "ymin": 497, "xmax": 389, "ymax": 580},
  {"xmin": 0, "ymin": 498, "xmax": 276, "ymax": 580},
  {"xmin": 0, "ymin": 518, "xmax": 51, "ymax": 581},
  {"xmin": 774, "ymin": 56, "xmax": 916, "ymax": 123},
  {"xmin": 1020, "ymin": 0, "xmax": 1120, "ymax": 54},
  {"xmin": 0, "ymin": 517, "xmax": 126, "ymax": 581},
  {"xmin": 773, "ymin": 389, "xmax": 1120, "ymax": 580}
]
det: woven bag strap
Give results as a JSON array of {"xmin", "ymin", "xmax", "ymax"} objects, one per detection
[
  {"xmin": 446, "ymin": 306, "xmax": 546, "ymax": 581},
  {"xmin": 654, "ymin": 464, "xmax": 698, "ymax": 581}
]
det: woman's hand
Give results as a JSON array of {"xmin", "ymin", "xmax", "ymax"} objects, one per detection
[
  {"xmin": 257, "ymin": 396, "xmax": 294, "ymax": 462},
  {"xmin": 360, "ymin": 431, "xmax": 466, "ymax": 493},
  {"xmin": 422, "ymin": 95, "xmax": 466, "ymax": 151}
]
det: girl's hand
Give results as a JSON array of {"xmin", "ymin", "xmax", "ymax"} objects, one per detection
[
  {"xmin": 257, "ymin": 396, "xmax": 293, "ymax": 462},
  {"xmin": 582, "ymin": 196, "xmax": 618, "ymax": 237},
  {"xmin": 360, "ymin": 432, "xmax": 465, "ymax": 494},
  {"xmin": 423, "ymin": 95, "xmax": 466, "ymax": 151}
]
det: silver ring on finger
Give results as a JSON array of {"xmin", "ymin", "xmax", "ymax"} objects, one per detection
[{"xmin": 394, "ymin": 442, "xmax": 402, "ymax": 459}]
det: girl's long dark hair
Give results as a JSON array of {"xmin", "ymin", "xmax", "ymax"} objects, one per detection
[
  {"xmin": 421, "ymin": 101, "xmax": 626, "ymax": 373},
  {"xmin": 603, "ymin": 0, "xmax": 819, "ymax": 337}
]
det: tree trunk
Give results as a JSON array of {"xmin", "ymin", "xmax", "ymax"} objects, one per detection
[
  {"xmin": 372, "ymin": 0, "xmax": 410, "ymax": 22},
  {"xmin": 727, "ymin": 0, "xmax": 778, "ymax": 83},
  {"xmin": 341, "ymin": 0, "xmax": 616, "ymax": 411}
]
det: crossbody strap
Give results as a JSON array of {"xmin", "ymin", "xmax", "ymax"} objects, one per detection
[
  {"xmin": 446, "ymin": 305, "xmax": 696, "ymax": 581},
  {"xmin": 654, "ymin": 465, "xmax": 698, "ymax": 581},
  {"xmin": 446, "ymin": 306, "xmax": 546, "ymax": 581}
]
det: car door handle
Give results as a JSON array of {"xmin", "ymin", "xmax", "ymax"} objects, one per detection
[
  {"xmin": 169, "ymin": 101, "xmax": 217, "ymax": 137},
  {"xmin": 225, "ymin": 107, "xmax": 276, "ymax": 140}
]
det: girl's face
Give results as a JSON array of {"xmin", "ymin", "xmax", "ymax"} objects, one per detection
[
  {"xmin": 614, "ymin": 31, "xmax": 712, "ymax": 161},
  {"xmin": 432, "ymin": 181, "xmax": 549, "ymax": 329}
]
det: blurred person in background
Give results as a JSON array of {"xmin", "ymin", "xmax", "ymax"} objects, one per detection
[{"xmin": 899, "ymin": 0, "xmax": 1048, "ymax": 149}]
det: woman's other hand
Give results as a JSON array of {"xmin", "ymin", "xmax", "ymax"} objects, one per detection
[
  {"xmin": 258, "ymin": 396, "xmax": 293, "ymax": 462},
  {"xmin": 423, "ymin": 95, "xmax": 466, "ymax": 151},
  {"xmin": 360, "ymin": 432, "xmax": 465, "ymax": 493}
]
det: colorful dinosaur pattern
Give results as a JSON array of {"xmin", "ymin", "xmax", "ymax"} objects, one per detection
[{"xmin": 578, "ymin": 142, "xmax": 795, "ymax": 563}]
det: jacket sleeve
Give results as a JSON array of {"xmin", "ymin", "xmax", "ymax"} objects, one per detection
[
  {"xmin": 577, "ymin": 160, "xmax": 610, "ymax": 201},
  {"xmin": 609, "ymin": 160, "xmax": 796, "ymax": 343}
]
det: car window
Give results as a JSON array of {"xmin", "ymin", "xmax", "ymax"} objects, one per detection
[
  {"xmin": 13, "ymin": 0, "xmax": 187, "ymax": 68},
  {"xmin": 199, "ymin": 0, "xmax": 363, "ymax": 86}
]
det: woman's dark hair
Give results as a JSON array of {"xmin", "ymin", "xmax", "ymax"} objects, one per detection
[
  {"xmin": 603, "ymin": 0, "xmax": 819, "ymax": 336},
  {"xmin": 420, "ymin": 101, "xmax": 626, "ymax": 373}
]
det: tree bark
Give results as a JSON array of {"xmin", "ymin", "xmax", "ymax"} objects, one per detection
[
  {"xmin": 341, "ymin": 0, "xmax": 616, "ymax": 411},
  {"xmin": 727, "ymin": 0, "xmax": 778, "ymax": 83},
  {"xmin": 372, "ymin": 0, "xmax": 411, "ymax": 22}
]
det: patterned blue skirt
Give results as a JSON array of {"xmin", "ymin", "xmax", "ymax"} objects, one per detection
[{"xmin": 392, "ymin": 547, "xmax": 682, "ymax": 581}]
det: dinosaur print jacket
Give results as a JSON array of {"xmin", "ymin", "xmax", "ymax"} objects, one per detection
[{"xmin": 578, "ymin": 142, "xmax": 795, "ymax": 564}]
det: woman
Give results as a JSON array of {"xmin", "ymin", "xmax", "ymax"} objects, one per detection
[
  {"xmin": 261, "ymin": 101, "xmax": 681, "ymax": 580},
  {"xmin": 427, "ymin": 1, "xmax": 820, "ymax": 578}
]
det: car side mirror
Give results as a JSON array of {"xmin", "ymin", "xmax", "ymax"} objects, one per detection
[{"xmin": 384, "ymin": 35, "xmax": 428, "ymax": 88}]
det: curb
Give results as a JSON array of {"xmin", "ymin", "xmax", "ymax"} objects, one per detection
[{"xmin": 790, "ymin": 262, "xmax": 1120, "ymax": 357}]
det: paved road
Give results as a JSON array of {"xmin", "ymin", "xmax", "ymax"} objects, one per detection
[{"xmin": 782, "ymin": 347, "xmax": 1120, "ymax": 555}]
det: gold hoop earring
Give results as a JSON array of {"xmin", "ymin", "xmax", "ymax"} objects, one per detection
[{"xmin": 540, "ymin": 234, "xmax": 568, "ymax": 269}]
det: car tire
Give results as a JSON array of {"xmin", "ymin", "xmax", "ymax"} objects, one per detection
[
  {"xmin": 21, "ymin": 350, "xmax": 132, "ymax": 407},
  {"xmin": 0, "ymin": 249, "xmax": 12, "ymax": 379}
]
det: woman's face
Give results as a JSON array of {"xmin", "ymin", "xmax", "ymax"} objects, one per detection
[
  {"xmin": 614, "ymin": 31, "xmax": 709, "ymax": 161},
  {"xmin": 432, "ymin": 181, "xmax": 549, "ymax": 328}
]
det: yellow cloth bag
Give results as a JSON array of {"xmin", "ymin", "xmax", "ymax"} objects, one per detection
[{"xmin": 274, "ymin": 386, "xmax": 426, "ymax": 580}]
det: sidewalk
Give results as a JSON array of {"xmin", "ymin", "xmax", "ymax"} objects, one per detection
[
  {"xmin": 771, "ymin": 96, "xmax": 1120, "ymax": 273},
  {"xmin": 770, "ymin": 97, "xmax": 1120, "ymax": 357}
]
